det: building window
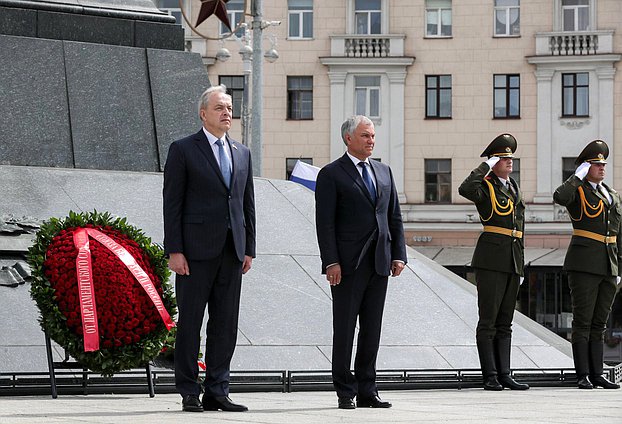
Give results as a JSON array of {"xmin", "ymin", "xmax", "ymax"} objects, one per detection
[
  {"xmin": 155, "ymin": 0, "xmax": 184, "ymax": 31},
  {"xmin": 355, "ymin": 0, "xmax": 381, "ymax": 35},
  {"xmin": 426, "ymin": 0, "xmax": 452, "ymax": 37},
  {"xmin": 219, "ymin": 76, "xmax": 244, "ymax": 119},
  {"xmin": 494, "ymin": 74, "xmax": 520, "ymax": 118},
  {"xmin": 510, "ymin": 158, "xmax": 520, "ymax": 186},
  {"xmin": 288, "ymin": 0, "xmax": 313, "ymax": 39},
  {"xmin": 286, "ymin": 157, "xmax": 313, "ymax": 179},
  {"xmin": 355, "ymin": 76, "xmax": 380, "ymax": 118},
  {"xmin": 287, "ymin": 76, "xmax": 313, "ymax": 120},
  {"xmin": 562, "ymin": 72, "xmax": 589, "ymax": 117},
  {"xmin": 494, "ymin": 0, "xmax": 520, "ymax": 36},
  {"xmin": 562, "ymin": 0, "xmax": 589, "ymax": 31},
  {"xmin": 220, "ymin": 0, "xmax": 244, "ymax": 37},
  {"xmin": 425, "ymin": 159, "xmax": 452, "ymax": 203},
  {"xmin": 562, "ymin": 157, "xmax": 575, "ymax": 182},
  {"xmin": 426, "ymin": 75, "xmax": 451, "ymax": 118}
]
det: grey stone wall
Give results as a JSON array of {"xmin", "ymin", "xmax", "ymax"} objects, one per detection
[{"xmin": 0, "ymin": 33, "xmax": 209, "ymax": 171}]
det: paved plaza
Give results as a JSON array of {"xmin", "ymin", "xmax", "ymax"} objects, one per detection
[{"xmin": 2, "ymin": 388, "xmax": 622, "ymax": 424}]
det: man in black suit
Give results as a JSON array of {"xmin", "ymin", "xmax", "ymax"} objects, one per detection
[
  {"xmin": 458, "ymin": 134, "xmax": 529, "ymax": 391},
  {"xmin": 554, "ymin": 139, "xmax": 620, "ymax": 390},
  {"xmin": 163, "ymin": 85, "xmax": 256, "ymax": 412},
  {"xmin": 315, "ymin": 115, "xmax": 407, "ymax": 410}
]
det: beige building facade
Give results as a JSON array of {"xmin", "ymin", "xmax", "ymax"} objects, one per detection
[{"xmin": 162, "ymin": 0, "xmax": 622, "ymax": 248}]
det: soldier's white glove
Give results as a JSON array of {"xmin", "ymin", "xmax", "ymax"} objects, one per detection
[
  {"xmin": 575, "ymin": 161, "xmax": 591, "ymax": 179},
  {"xmin": 485, "ymin": 156, "xmax": 500, "ymax": 169},
  {"xmin": 520, "ymin": 276, "xmax": 525, "ymax": 285},
  {"xmin": 617, "ymin": 276, "xmax": 621, "ymax": 286}
]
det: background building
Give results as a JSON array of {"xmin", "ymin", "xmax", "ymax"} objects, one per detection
[{"xmin": 165, "ymin": 0, "xmax": 622, "ymax": 359}]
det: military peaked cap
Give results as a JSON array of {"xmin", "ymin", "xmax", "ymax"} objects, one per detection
[
  {"xmin": 575, "ymin": 139, "xmax": 609, "ymax": 165},
  {"xmin": 480, "ymin": 133, "xmax": 517, "ymax": 158}
]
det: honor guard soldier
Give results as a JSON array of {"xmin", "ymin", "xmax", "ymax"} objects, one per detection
[
  {"xmin": 459, "ymin": 134, "xmax": 529, "ymax": 391},
  {"xmin": 554, "ymin": 140, "xmax": 621, "ymax": 390}
]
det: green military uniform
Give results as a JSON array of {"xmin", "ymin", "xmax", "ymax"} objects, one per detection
[
  {"xmin": 553, "ymin": 139, "xmax": 621, "ymax": 390},
  {"xmin": 458, "ymin": 134, "xmax": 528, "ymax": 391}
]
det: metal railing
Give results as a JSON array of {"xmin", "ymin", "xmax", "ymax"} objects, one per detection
[
  {"xmin": 329, "ymin": 34, "xmax": 406, "ymax": 58},
  {"xmin": 2, "ymin": 364, "xmax": 620, "ymax": 396},
  {"xmin": 535, "ymin": 30, "xmax": 614, "ymax": 56}
]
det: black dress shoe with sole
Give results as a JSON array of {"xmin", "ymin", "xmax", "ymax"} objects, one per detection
[
  {"xmin": 590, "ymin": 375, "xmax": 620, "ymax": 389},
  {"xmin": 357, "ymin": 395, "xmax": 392, "ymax": 408},
  {"xmin": 182, "ymin": 395, "xmax": 204, "ymax": 412},
  {"xmin": 338, "ymin": 397, "xmax": 356, "ymax": 409},
  {"xmin": 498, "ymin": 375, "xmax": 530, "ymax": 390},
  {"xmin": 203, "ymin": 395, "xmax": 248, "ymax": 412},
  {"xmin": 577, "ymin": 376, "xmax": 593, "ymax": 389},
  {"xmin": 483, "ymin": 376, "xmax": 503, "ymax": 391}
]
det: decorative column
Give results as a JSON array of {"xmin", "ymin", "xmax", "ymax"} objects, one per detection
[
  {"xmin": 327, "ymin": 70, "xmax": 347, "ymax": 160},
  {"xmin": 596, "ymin": 67, "xmax": 616, "ymax": 181},
  {"xmin": 387, "ymin": 70, "xmax": 407, "ymax": 202},
  {"xmin": 533, "ymin": 68, "xmax": 555, "ymax": 203}
]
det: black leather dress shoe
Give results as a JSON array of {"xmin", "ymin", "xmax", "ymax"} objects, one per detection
[
  {"xmin": 338, "ymin": 397, "xmax": 356, "ymax": 409},
  {"xmin": 182, "ymin": 395, "xmax": 204, "ymax": 412},
  {"xmin": 483, "ymin": 376, "xmax": 503, "ymax": 391},
  {"xmin": 498, "ymin": 375, "xmax": 530, "ymax": 390},
  {"xmin": 357, "ymin": 395, "xmax": 392, "ymax": 408},
  {"xmin": 203, "ymin": 395, "xmax": 248, "ymax": 412},
  {"xmin": 577, "ymin": 376, "xmax": 594, "ymax": 389},
  {"xmin": 590, "ymin": 375, "xmax": 620, "ymax": 389}
]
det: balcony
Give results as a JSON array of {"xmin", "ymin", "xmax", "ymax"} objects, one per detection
[
  {"xmin": 535, "ymin": 30, "xmax": 614, "ymax": 56},
  {"xmin": 329, "ymin": 34, "xmax": 406, "ymax": 58}
]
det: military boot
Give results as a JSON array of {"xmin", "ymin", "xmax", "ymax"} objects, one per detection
[
  {"xmin": 494, "ymin": 337, "xmax": 529, "ymax": 390},
  {"xmin": 477, "ymin": 337, "xmax": 502, "ymax": 391},
  {"xmin": 589, "ymin": 341, "xmax": 620, "ymax": 389},
  {"xmin": 572, "ymin": 341, "xmax": 593, "ymax": 389}
]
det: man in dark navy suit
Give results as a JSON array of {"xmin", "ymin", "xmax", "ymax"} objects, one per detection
[
  {"xmin": 163, "ymin": 85, "xmax": 256, "ymax": 412},
  {"xmin": 315, "ymin": 115, "xmax": 407, "ymax": 410}
]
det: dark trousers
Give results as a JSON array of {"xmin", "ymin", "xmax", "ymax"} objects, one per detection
[
  {"xmin": 475, "ymin": 268, "xmax": 520, "ymax": 341},
  {"xmin": 174, "ymin": 232, "xmax": 243, "ymax": 397},
  {"xmin": 330, "ymin": 248, "xmax": 388, "ymax": 399},
  {"xmin": 568, "ymin": 271, "xmax": 617, "ymax": 344}
]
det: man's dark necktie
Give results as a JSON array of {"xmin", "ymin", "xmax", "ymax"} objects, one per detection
[
  {"xmin": 598, "ymin": 184, "xmax": 610, "ymax": 205},
  {"xmin": 358, "ymin": 162, "xmax": 376, "ymax": 203},
  {"xmin": 217, "ymin": 139, "xmax": 231, "ymax": 188},
  {"xmin": 507, "ymin": 181, "xmax": 517, "ymax": 200}
]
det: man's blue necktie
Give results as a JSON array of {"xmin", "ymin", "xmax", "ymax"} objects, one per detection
[
  {"xmin": 217, "ymin": 139, "xmax": 231, "ymax": 188},
  {"xmin": 358, "ymin": 162, "xmax": 376, "ymax": 203}
]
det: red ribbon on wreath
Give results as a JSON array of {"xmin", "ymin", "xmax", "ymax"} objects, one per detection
[{"xmin": 73, "ymin": 228, "xmax": 175, "ymax": 352}]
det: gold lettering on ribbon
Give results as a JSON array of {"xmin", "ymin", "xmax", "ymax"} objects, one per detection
[
  {"xmin": 71, "ymin": 226, "xmax": 175, "ymax": 353},
  {"xmin": 73, "ymin": 229, "xmax": 100, "ymax": 351},
  {"xmin": 86, "ymin": 228, "xmax": 174, "ymax": 329}
]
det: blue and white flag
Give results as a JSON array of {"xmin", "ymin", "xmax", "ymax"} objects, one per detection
[{"xmin": 290, "ymin": 160, "xmax": 321, "ymax": 191}]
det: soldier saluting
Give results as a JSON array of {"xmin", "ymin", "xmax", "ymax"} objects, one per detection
[
  {"xmin": 459, "ymin": 134, "xmax": 529, "ymax": 391},
  {"xmin": 554, "ymin": 139, "xmax": 621, "ymax": 390}
]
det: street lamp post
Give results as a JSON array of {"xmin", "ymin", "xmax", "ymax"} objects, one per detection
[
  {"xmin": 238, "ymin": 24, "xmax": 252, "ymax": 151},
  {"xmin": 214, "ymin": 4, "xmax": 279, "ymax": 177}
]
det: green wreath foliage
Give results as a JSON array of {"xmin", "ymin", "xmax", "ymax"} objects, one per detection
[{"xmin": 28, "ymin": 210, "xmax": 176, "ymax": 377}]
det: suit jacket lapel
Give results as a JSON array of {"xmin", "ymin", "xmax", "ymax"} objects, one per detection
[
  {"xmin": 192, "ymin": 129, "xmax": 227, "ymax": 188},
  {"xmin": 494, "ymin": 176, "xmax": 514, "ymax": 201},
  {"xmin": 509, "ymin": 177, "xmax": 521, "ymax": 203},
  {"xmin": 226, "ymin": 134, "xmax": 240, "ymax": 188},
  {"xmin": 369, "ymin": 160, "xmax": 382, "ymax": 201},
  {"xmin": 338, "ymin": 154, "xmax": 375, "ymax": 205},
  {"xmin": 584, "ymin": 180, "xmax": 606, "ymax": 206},
  {"xmin": 600, "ymin": 183, "xmax": 616, "ymax": 209}
]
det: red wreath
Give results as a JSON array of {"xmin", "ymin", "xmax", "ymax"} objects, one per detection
[
  {"xmin": 29, "ymin": 211, "xmax": 176, "ymax": 376},
  {"xmin": 44, "ymin": 225, "xmax": 164, "ymax": 349}
]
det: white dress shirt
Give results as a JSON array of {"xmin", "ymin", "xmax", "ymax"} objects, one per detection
[{"xmin": 202, "ymin": 127, "xmax": 232, "ymax": 171}]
